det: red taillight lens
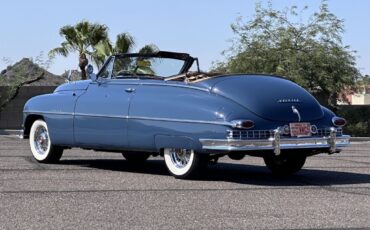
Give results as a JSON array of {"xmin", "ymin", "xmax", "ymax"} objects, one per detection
[
  {"xmin": 232, "ymin": 120, "xmax": 255, "ymax": 129},
  {"xmin": 332, "ymin": 117, "xmax": 346, "ymax": 127}
]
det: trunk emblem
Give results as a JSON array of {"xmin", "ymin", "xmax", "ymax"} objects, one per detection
[
  {"xmin": 277, "ymin": 98, "xmax": 301, "ymax": 103},
  {"xmin": 291, "ymin": 106, "xmax": 301, "ymax": 122}
]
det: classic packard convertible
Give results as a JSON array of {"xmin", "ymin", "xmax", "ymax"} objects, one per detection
[{"xmin": 22, "ymin": 51, "xmax": 350, "ymax": 178}]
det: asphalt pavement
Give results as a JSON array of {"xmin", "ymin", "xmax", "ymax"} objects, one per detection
[{"xmin": 1, "ymin": 135, "xmax": 370, "ymax": 229}]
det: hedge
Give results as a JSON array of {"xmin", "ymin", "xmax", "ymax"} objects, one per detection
[{"xmin": 336, "ymin": 105, "xmax": 370, "ymax": 137}]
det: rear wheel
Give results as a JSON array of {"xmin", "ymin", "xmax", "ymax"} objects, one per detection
[
  {"xmin": 122, "ymin": 152, "xmax": 151, "ymax": 163},
  {"xmin": 29, "ymin": 119, "xmax": 63, "ymax": 163},
  {"xmin": 263, "ymin": 155, "xmax": 306, "ymax": 175},
  {"xmin": 164, "ymin": 148, "xmax": 206, "ymax": 179},
  {"xmin": 228, "ymin": 152, "xmax": 245, "ymax": 160}
]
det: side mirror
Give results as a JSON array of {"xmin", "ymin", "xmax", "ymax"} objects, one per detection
[{"xmin": 87, "ymin": 64, "xmax": 97, "ymax": 81}]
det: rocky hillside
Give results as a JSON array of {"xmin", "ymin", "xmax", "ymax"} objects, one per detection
[
  {"xmin": 0, "ymin": 58, "xmax": 67, "ymax": 111},
  {"xmin": 0, "ymin": 58, "xmax": 65, "ymax": 86}
]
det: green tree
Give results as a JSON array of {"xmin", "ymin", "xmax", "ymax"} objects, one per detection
[
  {"xmin": 49, "ymin": 21, "xmax": 110, "ymax": 80},
  {"xmin": 214, "ymin": 1, "xmax": 362, "ymax": 106},
  {"xmin": 50, "ymin": 21, "xmax": 159, "ymax": 80},
  {"xmin": 93, "ymin": 33, "xmax": 159, "ymax": 67},
  {"xmin": 361, "ymin": 75, "xmax": 370, "ymax": 85},
  {"xmin": 92, "ymin": 33, "xmax": 135, "ymax": 68}
]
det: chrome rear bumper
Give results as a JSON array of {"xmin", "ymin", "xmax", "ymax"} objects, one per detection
[{"xmin": 200, "ymin": 134, "xmax": 350, "ymax": 155}]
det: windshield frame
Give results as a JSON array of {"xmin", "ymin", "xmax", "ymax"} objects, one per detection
[{"xmin": 96, "ymin": 51, "xmax": 195, "ymax": 80}]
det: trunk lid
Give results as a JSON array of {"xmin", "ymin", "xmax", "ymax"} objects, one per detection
[{"xmin": 197, "ymin": 75, "xmax": 323, "ymax": 122}]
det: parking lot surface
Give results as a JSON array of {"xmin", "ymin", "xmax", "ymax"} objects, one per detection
[{"xmin": 0, "ymin": 135, "xmax": 370, "ymax": 229}]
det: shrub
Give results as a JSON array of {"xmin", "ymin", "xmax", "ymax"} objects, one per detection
[{"xmin": 336, "ymin": 105, "xmax": 370, "ymax": 137}]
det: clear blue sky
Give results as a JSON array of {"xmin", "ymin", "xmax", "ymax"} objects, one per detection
[{"xmin": 0, "ymin": 0, "xmax": 369, "ymax": 75}]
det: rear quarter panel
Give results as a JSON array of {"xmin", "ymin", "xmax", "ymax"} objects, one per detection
[{"xmin": 127, "ymin": 82, "xmax": 262, "ymax": 152}]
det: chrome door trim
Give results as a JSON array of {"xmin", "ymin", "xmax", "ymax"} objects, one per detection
[{"xmin": 25, "ymin": 111, "xmax": 231, "ymax": 126}]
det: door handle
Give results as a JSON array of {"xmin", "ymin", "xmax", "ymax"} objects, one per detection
[{"xmin": 125, "ymin": 88, "xmax": 135, "ymax": 93}]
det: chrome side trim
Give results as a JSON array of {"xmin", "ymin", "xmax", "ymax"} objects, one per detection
[
  {"xmin": 91, "ymin": 81, "xmax": 209, "ymax": 92},
  {"xmin": 74, "ymin": 113, "xmax": 127, "ymax": 119},
  {"xmin": 200, "ymin": 135, "xmax": 350, "ymax": 152},
  {"xmin": 130, "ymin": 116, "xmax": 231, "ymax": 126},
  {"xmin": 140, "ymin": 82, "xmax": 209, "ymax": 92},
  {"xmin": 24, "ymin": 111, "xmax": 74, "ymax": 116},
  {"xmin": 24, "ymin": 110, "xmax": 232, "ymax": 126}
]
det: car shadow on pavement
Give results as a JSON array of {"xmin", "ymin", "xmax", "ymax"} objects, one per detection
[
  {"xmin": 59, "ymin": 159, "xmax": 170, "ymax": 176},
  {"xmin": 204, "ymin": 162, "xmax": 370, "ymax": 187},
  {"xmin": 57, "ymin": 158, "xmax": 370, "ymax": 186}
]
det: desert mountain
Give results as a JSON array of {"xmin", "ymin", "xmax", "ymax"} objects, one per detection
[{"xmin": 0, "ymin": 58, "xmax": 65, "ymax": 86}]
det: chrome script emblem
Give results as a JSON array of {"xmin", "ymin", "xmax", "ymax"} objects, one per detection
[
  {"xmin": 277, "ymin": 98, "xmax": 301, "ymax": 103},
  {"xmin": 291, "ymin": 106, "xmax": 301, "ymax": 122}
]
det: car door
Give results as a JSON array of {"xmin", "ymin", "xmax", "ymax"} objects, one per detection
[{"xmin": 74, "ymin": 79, "xmax": 138, "ymax": 149}]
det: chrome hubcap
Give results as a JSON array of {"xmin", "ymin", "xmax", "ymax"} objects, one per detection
[
  {"xmin": 34, "ymin": 126, "xmax": 49, "ymax": 155},
  {"xmin": 169, "ymin": 149, "xmax": 191, "ymax": 168}
]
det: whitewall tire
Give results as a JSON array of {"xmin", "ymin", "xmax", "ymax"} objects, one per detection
[
  {"xmin": 29, "ymin": 119, "xmax": 63, "ymax": 163},
  {"xmin": 164, "ymin": 148, "xmax": 205, "ymax": 179}
]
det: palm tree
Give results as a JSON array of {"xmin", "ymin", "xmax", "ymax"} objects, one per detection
[
  {"xmin": 96, "ymin": 35, "xmax": 160, "ymax": 76},
  {"xmin": 114, "ymin": 34, "xmax": 159, "ymax": 54},
  {"xmin": 50, "ymin": 21, "xmax": 159, "ymax": 79},
  {"xmin": 49, "ymin": 21, "xmax": 110, "ymax": 80},
  {"xmin": 138, "ymin": 43, "xmax": 159, "ymax": 54},
  {"xmin": 93, "ymin": 33, "xmax": 159, "ymax": 67},
  {"xmin": 93, "ymin": 33, "xmax": 136, "ymax": 68}
]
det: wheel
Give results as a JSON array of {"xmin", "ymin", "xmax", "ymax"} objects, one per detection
[
  {"xmin": 263, "ymin": 155, "xmax": 306, "ymax": 175},
  {"xmin": 122, "ymin": 151, "xmax": 151, "ymax": 163},
  {"xmin": 228, "ymin": 152, "xmax": 245, "ymax": 160},
  {"xmin": 29, "ymin": 119, "xmax": 63, "ymax": 163},
  {"xmin": 164, "ymin": 148, "xmax": 206, "ymax": 179}
]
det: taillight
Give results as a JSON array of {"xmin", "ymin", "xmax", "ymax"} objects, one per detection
[
  {"xmin": 231, "ymin": 120, "xmax": 255, "ymax": 129},
  {"xmin": 332, "ymin": 117, "xmax": 346, "ymax": 127}
]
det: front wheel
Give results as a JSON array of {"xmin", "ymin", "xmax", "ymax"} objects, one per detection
[
  {"xmin": 263, "ymin": 155, "xmax": 306, "ymax": 176},
  {"xmin": 164, "ymin": 148, "xmax": 206, "ymax": 179},
  {"xmin": 29, "ymin": 119, "xmax": 63, "ymax": 163}
]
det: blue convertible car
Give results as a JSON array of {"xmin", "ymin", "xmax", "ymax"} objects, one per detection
[{"xmin": 22, "ymin": 51, "xmax": 350, "ymax": 178}]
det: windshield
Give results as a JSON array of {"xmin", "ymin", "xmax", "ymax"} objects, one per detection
[{"xmin": 110, "ymin": 56, "xmax": 187, "ymax": 79}]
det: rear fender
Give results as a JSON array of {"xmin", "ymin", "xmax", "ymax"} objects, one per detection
[{"xmin": 154, "ymin": 135, "xmax": 201, "ymax": 151}]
